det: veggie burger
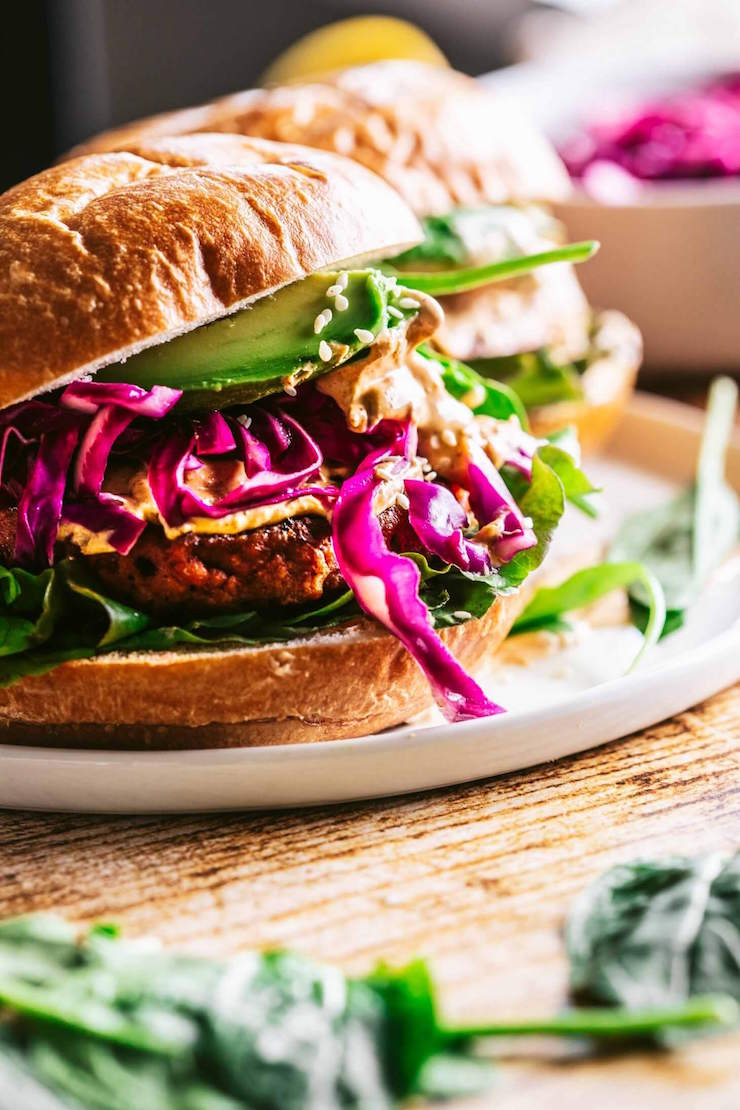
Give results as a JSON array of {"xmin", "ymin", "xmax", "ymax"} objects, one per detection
[
  {"xmin": 0, "ymin": 133, "xmax": 587, "ymax": 746},
  {"xmin": 72, "ymin": 60, "xmax": 642, "ymax": 452}
]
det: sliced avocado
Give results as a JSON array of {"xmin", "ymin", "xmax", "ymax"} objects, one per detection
[{"xmin": 101, "ymin": 269, "xmax": 414, "ymax": 406}]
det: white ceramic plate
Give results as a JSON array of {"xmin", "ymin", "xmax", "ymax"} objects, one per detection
[{"xmin": 1, "ymin": 394, "xmax": 738, "ymax": 814}]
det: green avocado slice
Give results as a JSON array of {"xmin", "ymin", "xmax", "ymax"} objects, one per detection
[{"xmin": 100, "ymin": 269, "xmax": 415, "ymax": 406}]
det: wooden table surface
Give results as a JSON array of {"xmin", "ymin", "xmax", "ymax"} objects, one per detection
[{"xmin": 0, "ymin": 680, "xmax": 738, "ymax": 1108}]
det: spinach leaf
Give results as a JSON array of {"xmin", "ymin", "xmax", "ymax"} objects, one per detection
[
  {"xmin": 420, "ymin": 345, "xmax": 528, "ymax": 426},
  {"xmin": 0, "ymin": 918, "xmax": 490, "ymax": 1108},
  {"xmin": 565, "ymin": 853, "xmax": 740, "ymax": 1019},
  {"xmin": 403, "ymin": 554, "xmax": 509, "ymax": 629},
  {"xmin": 610, "ymin": 377, "xmax": 739, "ymax": 634},
  {"xmin": 511, "ymin": 561, "xmax": 666, "ymax": 670},
  {"xmin": 388, "ymin": 241, "xmax": 598, "ymax": 297},
  {"xmin": 0, "ymin": 566, "xmax": 61, "ymax": 658},
  {"xmin": 64, "ymin": 567, "xmax": 150, "ymax": 647},
  {"xmin": 471, "ymin": 348, "xmax": 585, "ymax": 410},
  {"xmin": 388, "ymin": 213, "xmax": 468, "ymax": 268},
  {"xmin": 0, "ymin": 908, "xmax": 736, "ymax": 1110}
]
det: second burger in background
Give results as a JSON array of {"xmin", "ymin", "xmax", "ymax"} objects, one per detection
[{"xmin": 71, "ymin": 57, "xmax": 642, "ymax": 452}]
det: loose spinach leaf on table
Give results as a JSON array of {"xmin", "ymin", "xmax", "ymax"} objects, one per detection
[
  {"xmin": 610, "ymin": 376, "xmax": 739, "ymax": 635},
  {"xmin": 0, "ymin": 918, "xmax": 489, "ymax": 1109},
  {"xmin": 0, "ymin": 871, "xmax": 737, "ymax": 1110},
  {"xmin": 565, "ymin": 852, "xmax": 740, "ymax": 1032}
]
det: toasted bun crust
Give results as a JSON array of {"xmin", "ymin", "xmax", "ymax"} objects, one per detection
[
  {"xmin": 0, "ymin": 591, "xmax": 523, "ymax": 749},
  {"xmin": 66, "ymin": 62, "xmax": 571, "ymax": 216},
  {"xmin": 528, "ymin": 310, "xmax": 642, "ymax": 454},
  {"xmin": 0, "ymin": 133, "xmax": 421, "ymax": 410}
]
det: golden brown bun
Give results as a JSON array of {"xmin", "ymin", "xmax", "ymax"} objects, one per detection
[
  {"xmin": 0, "ymin": 591, "xmax": 524, "ymax": 749},
  {"xmin": 528, "ymin": 310, "xmax": 642, "ymax": 454},
  {"xmin": 66, "ymin": 61, "xmax": 571, "ymax": 216},
  {"xmin": 0, "ymin": 133, "xmax": 421, "ymax": 410}
]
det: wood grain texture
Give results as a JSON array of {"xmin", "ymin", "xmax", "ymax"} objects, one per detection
[{"xmin": 0, "ymin": 681, "xmax": 738, "ymax": 1107}]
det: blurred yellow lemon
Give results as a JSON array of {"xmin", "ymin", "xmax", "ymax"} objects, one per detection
[{"xmin": 261, "ymin": 16, "xmax": 448, "ymax": 85}]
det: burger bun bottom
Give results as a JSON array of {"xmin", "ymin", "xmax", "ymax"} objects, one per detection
[{"xmin": 0, "ymin": 591, "xmax": 523, "ymax": 750}]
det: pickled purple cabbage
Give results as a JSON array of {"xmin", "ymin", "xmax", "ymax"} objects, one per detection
[{"xmin": 562, "ymin": 74, "xmax": 740, "ymax": 182}]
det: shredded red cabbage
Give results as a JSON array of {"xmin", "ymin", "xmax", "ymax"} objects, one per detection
[
  {"xmin": 562, "ymin": 73, "xmax": 740, "ymax": 182},
  {"xmin": 0, "ymin": 426, "xmax": 31, "ymax": 489},
  {"xmin": 15, "ymin": 422, "xmax": 81, "ymax": 566},
  {"xmin": 61, "ymin": 381, "xmax": 182, "ymax": 417},
  {"xmin": 492, "ymin": 422, "xmax": 540, "ymax": 481},
  {"xmin": 236, "ymin": 422, "xmax": 271, "ymax": 478},
  {"xmin": 287, "ymin": 387, "xmax": 418, "ymax": 471},
  {"xmin": 404, "ymin": 478, "xmax": 491, "ymax": 575},
  {"xmin": 357, "ymin": 420, "xmax": 418, "ymax": 473},
  {"xmin": 73, "ymin": 406, "xmax": 136, "ymax": 496},
  {"xmin": 6, "ymin": 384, "xmax": 180, "ymax": 564},
  {"xmin": 62, "ymin": 496, "xmax": 146, "ymax": 555},
  {"xmin": 332, "ymin": 465, "xmax": 504, "ymax": 722},
  {"xmin": 464, "ymin": 443, "xmax": 536, "ymax": 564},
  {"xmin": 147, "ymin": 411, "xmax": 323, "ymax": 527},
  {"xmin": 194, "ymin": 412, "xmax": 236, "ymax": 456}
]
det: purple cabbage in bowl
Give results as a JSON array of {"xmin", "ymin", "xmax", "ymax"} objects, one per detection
[{"xmin": 561, "ymin": 74, "xmax": 740, "ymax": 184}]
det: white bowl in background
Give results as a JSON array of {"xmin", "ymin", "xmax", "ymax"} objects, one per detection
[
  {"xmin": 482, "ymin": 62, "xmax": 740, "ymax": 372},
  {"xmin": 554, "ymin": 179, "xmax": 740, "ymax": 372}
]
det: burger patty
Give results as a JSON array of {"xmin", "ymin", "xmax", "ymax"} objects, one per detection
[
  {"xmin": 92, "ymin": 507, "xmax": 422, "ymax": 617},
  {"xmin": 0, "ymin": 506, "xmax": 422, "ymax": 618},
  {"xmin": 92, "ymin": 515, "xmax": 342, "ymax": 617}
]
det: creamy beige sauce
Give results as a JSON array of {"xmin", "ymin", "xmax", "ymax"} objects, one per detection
[
  {"xmin": 320, "ymin": 339, "xmax": 533, "ymax": 492},
  {"xmin": 58, "ymin": 456, "xmax": 333, "ymax": 556},
  {"xmin": 317, "ymin": 289, "xmax": 442, "ymax": 429}
]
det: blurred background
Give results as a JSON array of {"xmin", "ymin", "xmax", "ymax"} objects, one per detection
[
  {"xmin": 4, "ymin": 0, "xmax": 526, "ymax": 190},
  {"xmin": 3, "ymin": 0, "xmax": 740, "ymax": 375},
  {"xmin": 6, "ymin": 0, "xmax": 740, "ymax": 190}
]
